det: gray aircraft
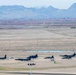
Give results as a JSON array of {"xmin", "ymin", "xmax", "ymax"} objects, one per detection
[
  {"xmin": 44, "ymin": 55, "xmax": 54, "ymax": 59},
  {"xmin": 60, "ymin": 52, "xmax": 76, "ymax": 59}
]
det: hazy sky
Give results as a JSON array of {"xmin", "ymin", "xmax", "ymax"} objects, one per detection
[{"xmin": 0, "ymin": 0, "xmax": 76, "ymax": 9}]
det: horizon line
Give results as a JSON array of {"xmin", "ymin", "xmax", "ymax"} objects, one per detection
[{"xmin": 0, "ymin": 3, "xmax": 74, "ymax": 10}]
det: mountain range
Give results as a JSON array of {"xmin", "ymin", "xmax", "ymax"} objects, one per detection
[{"xmin": 0, "ymin": 3, "xmax": 76, "ymax": 20}]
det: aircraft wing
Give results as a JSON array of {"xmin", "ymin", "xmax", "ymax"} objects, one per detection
[
  {"xmin": 60, "ymin": 55, "xmax": 68, "ymax": 57},
  {"xmin": 60, "ymin": 55, "xmax": 72, "ymax": 59},
  {"xmin": 15, "ymin": 57, "xmax": 31, "ymax": 61}
]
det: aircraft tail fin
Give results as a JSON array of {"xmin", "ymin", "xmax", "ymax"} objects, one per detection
[{"xmin": 4, "ymin": 55, "xmax": 7, "ymax": 59}]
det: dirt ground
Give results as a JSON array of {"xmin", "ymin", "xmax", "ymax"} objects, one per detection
[{"xmin": 0, "ymin": 51, "xmax": 76, "ymax": 73}]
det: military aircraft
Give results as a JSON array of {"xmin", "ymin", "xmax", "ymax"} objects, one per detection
[
  {"xmin": 0, "ymin": 55, "xmax": 7, "ymax": 60},
  {"xmin": 60, "ymin": 52, "xmax": 76, "ymax": 59},
  {"xmin": 15, "ymin": 54, "xmax": 38, "ymax": 61},
  {"xmin": 44, "ymin": 55, "xmax": 56, "ymax": 63},
  {"xmin": 44, "ymin": 55, "xmax": 54, "ymax": 59}
]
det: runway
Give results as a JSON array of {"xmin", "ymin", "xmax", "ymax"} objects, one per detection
[{"xmin": 0, "ymin": 71, "xmax": 76, "ymax": 75}]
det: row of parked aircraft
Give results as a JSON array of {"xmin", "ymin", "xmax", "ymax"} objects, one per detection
[
  {"xmin": 44, "ymin": 53, "xmax": 76, "ymax": 59},
  {"xmin": 0, "ymin": 52, "xmax": 76, "ymax": 61},
  {"xmin": 0, "ymin": 54, "xmax": 38, "ymax": 61}
]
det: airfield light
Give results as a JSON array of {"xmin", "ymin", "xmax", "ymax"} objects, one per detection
[{"xmin": 27, "ymin": 63, "xmax": 35, "ymax": 75}]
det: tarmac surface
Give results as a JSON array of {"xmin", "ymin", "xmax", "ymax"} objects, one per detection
[{"xmin": 0, "ymin": 71, "xmax": 76, "ymax": 75}]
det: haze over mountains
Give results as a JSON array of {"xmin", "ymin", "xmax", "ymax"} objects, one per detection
[{"xmin": 0, "ymin": 3, "xmax": 76, "ymax": 20}]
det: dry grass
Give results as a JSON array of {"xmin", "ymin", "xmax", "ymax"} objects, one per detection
[{"xmin": 0, "ymin": 28, "xmax": 76, "ymax": 51}]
